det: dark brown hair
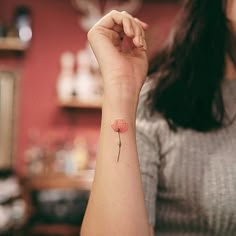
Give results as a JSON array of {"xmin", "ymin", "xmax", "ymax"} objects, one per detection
[{"xmin": 148, "ymin": 0, "xmax": 232, "ymax": 132}]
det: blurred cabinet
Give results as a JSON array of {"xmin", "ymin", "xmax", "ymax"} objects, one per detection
[
  {"xmin": 0, "ymin": 69, "xmax": 19, "ymax": 169},
  {"xmin": 0, "ymin": 37, "xmax": 27, "ymax": 169},
  {"xmin": 24, "ymin": 173, "xmax": 93, "ymax": 235}
]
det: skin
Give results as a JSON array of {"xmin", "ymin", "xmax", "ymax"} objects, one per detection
[
  {"xmin": 226, "ymin": 0, "xmax": 236, "ymax": 80},
  {"xmin": 80, "ymin": 10, "xmax": 152, "ymax": 236},
  {"xmin": 227, "ymin": 0, "xmax": 236, "ymax": 26},
  {"xmin": 81, "ymin": 1, "xmax": 235, "ymax": 235}
]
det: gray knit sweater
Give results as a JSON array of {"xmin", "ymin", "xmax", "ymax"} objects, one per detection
[{"xmin": 136, "ymin": 79, "xmax": 236, "ymax": 236}]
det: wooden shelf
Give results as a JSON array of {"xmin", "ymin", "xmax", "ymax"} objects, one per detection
[
  {"xmin": 59, "ymin": 99, "xmax": 102, "ymax": 109},
  {"xmin": 0, "ymin": 37, "xmax": 28, "ymax": 51},
  {"xmin": 30, "ymin": 224, "xmax": 81, "ymax": 235},
  {"xmin": 26, "ymin": 171, "xmax": 94, "ymax": 191}
]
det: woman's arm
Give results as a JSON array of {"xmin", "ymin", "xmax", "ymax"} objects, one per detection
[
  {"xmin": 150, "ymin": 226, "xmax": 155, "ymax": 236},
  {"xmin": 81, "ymin": 11, "xmax": 150, "ymax": 236}
]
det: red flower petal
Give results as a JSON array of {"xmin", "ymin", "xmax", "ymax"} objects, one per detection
[{"xmin": 111, "ymin": 119, "xmax": 128, "ymax": 133}]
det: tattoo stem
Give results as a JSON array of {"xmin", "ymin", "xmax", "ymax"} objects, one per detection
[
  {"xmin": 117, "ymin": 129, "xmax": 121, "ymax": 162},
  {"xmin": 111, "ymin": 120, "xmax": 128, "ymax": 162}
]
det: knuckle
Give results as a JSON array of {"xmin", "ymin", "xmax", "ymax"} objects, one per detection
[
  {"xmin": 110, "ymin": 9, "xmax": 118, "ymax": 15},
  {"xmin": 121, "ymin": 11, "xmax": 133, "ymax": 18},
  {"xmin": 87, "ymin": 29, "xmax": 94, "ymax": 41}
]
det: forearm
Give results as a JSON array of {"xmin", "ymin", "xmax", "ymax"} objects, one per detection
[{"xmin": 81, "ymin": 90, "xmax": 150, "ymax": 236}]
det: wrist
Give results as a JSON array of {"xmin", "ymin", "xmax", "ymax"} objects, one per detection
[
  {"xmin": 102, "ymin": 93, "xmax": 138, "ymax": 127},
  {"xmin": 103, "ymin": 84, "xmax": 140, "ymax": 105},
  {"xmin": 103, "ymin": 88, "xmax": 139, "ymax": 108},
  {"xmin": 103, "ymin": 75, "xmax": 141, "ymax": 98}
]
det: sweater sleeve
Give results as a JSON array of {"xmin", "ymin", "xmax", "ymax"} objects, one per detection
[{"xmin": 136, "ymin": 81, "xmax": 161, "ymax": 227}]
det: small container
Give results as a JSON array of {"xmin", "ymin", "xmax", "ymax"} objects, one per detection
[{"xmin": 14, "ymin": 6, "xmax": 32, "ymax": 43}]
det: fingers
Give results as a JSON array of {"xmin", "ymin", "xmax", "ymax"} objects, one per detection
[
  {"xmin": 134, "ymin": 18, "xmax": 149, "ymax": 30},
  {"xmin": 95, "ymin": 10, "xmax": 147, "ymax": 50},
  {"xmin": 122, "ymin": 16, "xmax": 135, "ymax": 38},
  {"xmin": 121, "ymin": 11, "xmax": 146, "ymax": 50}
]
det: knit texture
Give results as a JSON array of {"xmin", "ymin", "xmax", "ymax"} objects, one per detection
[{"xmin": 136, "ymin": 79, "xmax": 236, "ymax": 236}]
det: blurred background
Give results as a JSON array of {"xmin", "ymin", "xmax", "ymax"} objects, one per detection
[{"xmin": 0, "ymin": 0, "xmax": 180, "ymax": 235}]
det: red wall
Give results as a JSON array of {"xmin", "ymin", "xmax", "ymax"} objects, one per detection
[{"xmin": 0, "ymin": 0, "xmax": 179, "ymax": 174}]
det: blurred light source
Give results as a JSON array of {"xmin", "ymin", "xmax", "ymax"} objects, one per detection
[{"xmin": 19, "ymin": 25, "xmax": 32, "ymax": 42}]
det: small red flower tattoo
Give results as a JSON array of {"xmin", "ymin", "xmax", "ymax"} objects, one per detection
[{"xmin": 111, "ymin": 119, "xmax": 128, "ymax": 162}]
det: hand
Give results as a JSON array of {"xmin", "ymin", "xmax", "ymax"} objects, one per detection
[{"xmin": 87, "ymin": 10, "xmax": 148, "ymax": 100}]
